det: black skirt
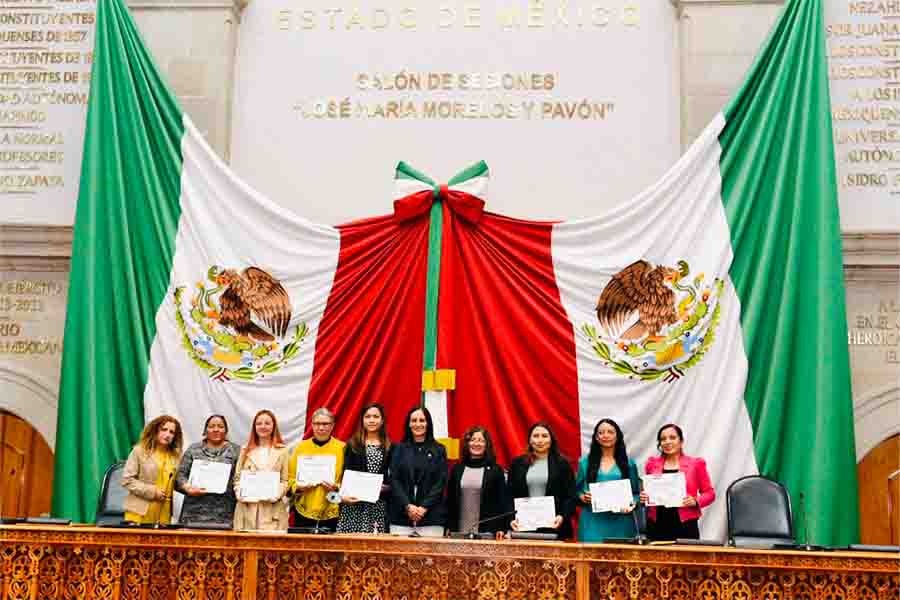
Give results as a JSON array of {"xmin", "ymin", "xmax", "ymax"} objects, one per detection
[{"xmin": 647, "ymin": 507, "xmax": 700, "ymax": 541}]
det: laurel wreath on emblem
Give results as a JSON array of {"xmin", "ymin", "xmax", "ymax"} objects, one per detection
[
  {"xmin": 582, "ymin": 260, "xmax": 724, "ymax": 383},
  {"xmin": 173, "ymin": 266, "xmax": 308, "ymax": 382}
]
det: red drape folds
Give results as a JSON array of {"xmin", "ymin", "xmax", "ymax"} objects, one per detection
[
  {"xmin": 436, "ymin": 205, "xmax": 580, "ymax": 465},
  {"xmin": 306, "ymin": 213, "xmax": 429, "ymax": 444}
]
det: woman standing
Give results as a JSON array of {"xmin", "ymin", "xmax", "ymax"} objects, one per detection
[
  {"xmin": 233, "ymin": 410, "xmax": 290, "ymax": 531},
  {"xmin": 509, "ymin": 422, "xmax": 576, "ymax": 540},
  {"xmin": 640, "ymin": 423, "xmax": 715, "ymax": 540},
  {"xmin": 337, "ymin": 403, "xmax": 392, "ymax": 533},
  {"xmin": 122, "ymin": 415, "xmax": 184, "ymax": 525},
  {"xmin": 287, "ymin": 408, "xmax": 345, "ymax": 531},
  {"xmin": 389, "ymin": 406, "xmax": 447, "ymax": 537},
  {"xmin": 446, "ymin": 426, "xmax": 510, "ymax": 538},
  {"xmin": 175, "ymin": 414, "xmax": 241, "ymax": 526},
  {"xmin": 575, "ymin": 419, "xmax": 640, "ymax": 542}
]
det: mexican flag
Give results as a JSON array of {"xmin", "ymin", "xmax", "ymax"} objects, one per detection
[{"xmin": 54, "ymin": 0, "xmax": 857, "ymax": 545}]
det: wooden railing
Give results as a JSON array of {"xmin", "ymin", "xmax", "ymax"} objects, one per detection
[{"xmin": 1, "ymin": 525, "xmax": 898, "ymax": 599}]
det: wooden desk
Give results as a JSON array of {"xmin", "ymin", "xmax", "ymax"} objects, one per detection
[{"xmin": 1, "ymin": 525, "xmax": 897, "ymax": 600}]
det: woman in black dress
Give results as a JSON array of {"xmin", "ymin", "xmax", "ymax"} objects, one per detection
[{"xmin": 337, "ymin": 403, "xmax": 392, "ymax": 533}]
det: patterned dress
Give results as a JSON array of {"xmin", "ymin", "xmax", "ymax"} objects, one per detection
[
  {"xmin": 175, "ymin": 441, "xmax": 240, "ymax": 525},
  {"xmin": 337, "ymin": 444, "xmax": 388, "ymax": 533}
]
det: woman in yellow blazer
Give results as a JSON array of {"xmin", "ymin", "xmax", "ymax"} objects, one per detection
[
  {"xmin": 233, "ymin": 409, "xmax": 290, "ymax": 531},
  {"xmin": 122, "ymin": 415, "xmax": 184, "ymax": 525}
]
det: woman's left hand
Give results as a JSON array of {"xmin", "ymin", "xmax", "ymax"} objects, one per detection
[
  {"xmin": 620, "ymin": 503, "xmax": 635, "ymax": 514},
  {"xmin": 682, "ymin": 496, "xmax": 698, "ymax": 507},
  {"xmin": 551, "ymin": 515, "xmax": 564, "ymax": 529}
]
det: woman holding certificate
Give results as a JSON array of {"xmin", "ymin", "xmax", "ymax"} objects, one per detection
[
  {"xmin": 640, "ymin": 423, "xmax": 716, "ymax": 540},
  {"xmin": 575, "ymin": 419, "xmax": 640, "ymax": 542},
  {"xmin": 337, "ymin": 403, "xmax": 392, "ymax": 533},
  {"xmin": 508, "ymin": 422, "xmax": 576, "ymax": 540},
  {"xmin": 122, "ymin": 415, "xmax": 184, "ymax": 525},
  {"xmin": 175, "ymin": 414, "xmax": 240, "ymax": 526},
  {"xmin": 287, "ymin": 408, "xmax": 345, "ymax": 531},
  {"xmin": 446, "ymin": 426, "xmax": 510, "ymax": 538},
  {"xmin": 233, "ymin": 410, "xmax": 290, "ymax": 531},
  {"xmin": 389, "ymin": 406, "xmax": 448, "ymax": 537}
]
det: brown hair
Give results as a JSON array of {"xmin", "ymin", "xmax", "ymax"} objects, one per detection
[
  {"xmin": 138, "ymin": 415, "xmax": 183, "ymax": 456},
  {"xmin": 349, "ymin": 403, "xmax": 391, "ymax": 452},
  {"xmin": 460, "ymin": 425, "xmax": 496, "ymax": 464},
  {"xmin": 246, "ymin": 409, "xmax": 284, "ymax": 450}
]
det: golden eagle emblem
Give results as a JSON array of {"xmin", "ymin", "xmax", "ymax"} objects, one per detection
[
  {"xmin": 174, "ymin": 266, "xmax": 307, "ymax": 382},
  {"xmin": 583, "ymin": 260, "xmax": 724, "ymax": 383}
]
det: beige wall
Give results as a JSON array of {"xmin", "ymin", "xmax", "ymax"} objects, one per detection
[{"xmin": 0, "ymin": 0, "xmax": 896, "ymax": 467}]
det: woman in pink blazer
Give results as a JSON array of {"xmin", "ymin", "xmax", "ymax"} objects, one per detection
[{"xmin": 640, "ymin": 424, "xmax": 715, "ymax": 540}]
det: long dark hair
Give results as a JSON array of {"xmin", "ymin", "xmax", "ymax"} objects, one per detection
[
  {"xmin": 587, "ymin": 418, "xmax": 630, "ymax": 483},
  {"xmin": 525, "ymin": 421, "xmax": 562, "ymax": 464},
  {"xmin": 402, "ymin": 405, "xmax": 436, "ymax": 445},
  {"xmin": 460, "ymin": 425, "xmax": 496, "ymax": 465},
  {"xmin": 349, "ymin": 402, "xmax": 391, "ymax": 452}
]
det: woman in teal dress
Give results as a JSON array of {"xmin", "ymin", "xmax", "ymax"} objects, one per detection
[{"xmin": 576, "ymin": 418, "xmax": 640, "ymax": 542}]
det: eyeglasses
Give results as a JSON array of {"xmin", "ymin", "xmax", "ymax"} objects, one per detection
[{"xmin": 312, "ymin": 422, "xmax": 334, "ymax": 428}]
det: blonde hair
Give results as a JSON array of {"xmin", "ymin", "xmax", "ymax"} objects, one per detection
[{"xmin": 138, "ymin": 415, "xmax": 183, "ymax": 456}]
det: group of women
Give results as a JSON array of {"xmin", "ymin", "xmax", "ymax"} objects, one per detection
[{"xmin": 121, "ymin": 404, "xmax": 715, "ymax": 542}]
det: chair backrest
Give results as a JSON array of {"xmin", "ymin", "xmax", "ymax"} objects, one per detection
[
  {"xmin": 95, "ymin": 461, "xmax": 127, "ymax": 525},
  {"xmin": 726, "ymin": 475, "xmax": 793, "ymax": 546}
]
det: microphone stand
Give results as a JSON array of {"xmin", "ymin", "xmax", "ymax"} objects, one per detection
[
  {"xmin": 154, "ymin": 472, "xmax": 174, "ymax": 529},
  {"xmin": 462, "ymin": 510, "xmax": 518, "ymax": 539},
  {"xmin": 630, "ymin": 504, "xmax": 648, "ymax": 545}
]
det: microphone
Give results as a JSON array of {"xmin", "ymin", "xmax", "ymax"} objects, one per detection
[
  {"xmin": 799, "ymin": 492, "xmax": 810, "ymax": 550},
  {"xmin": 154, "ymin": 472, "xmax": 174, "ymax": 529},
  {"xmin": 461, "ymin": 510, "xmax": 517, "ymax": 539},
  {"xmin": 630, "ymin": 504, "xmax": 648, "ymax": 545}
]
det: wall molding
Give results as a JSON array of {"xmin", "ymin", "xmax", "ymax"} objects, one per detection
[
  {"xmin": 0, "ymin": 366, "xmax": 58, "ymax": 451},
  {"xmin": 672, "ymin": 0, "xmax": 785, "ymax": 6},
  {"xmin": 854, "ymin": 384, "xmax": 900, "ymax": 462}
]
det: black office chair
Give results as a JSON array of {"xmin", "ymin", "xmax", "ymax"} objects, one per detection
[
  {"xmin": 726, "ymin": 475, "xmax": 793, "ymax": 547},
  {"xmin": 95, "ymin": 461, "xmax": 128, "ymax": 526}
]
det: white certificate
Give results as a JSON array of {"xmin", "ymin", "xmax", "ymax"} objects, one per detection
[
  {"xmin": 296, "ymin": 455, "xmax": 337, "ymax": 485},
  {"xmin": 187, "ymin": 460, "xmax": 231, "ymax": 494},
  {"xmin": 643, "ymin": 472, "xmax": 687, "ymax": 508},
  {"xmin": 238, "ymin": 471, "xmax": 280, "ymax": 502},
  {"xmin": 339, "ymin": 470, "xmax": 383, "ymax": 503},
  {"xmin": 589, "ymin": 479, "xmax": 634, "ymax": 513},
  {"xmin": 514, "ymin": 496, "xmax": 556, "ymax": 531}
]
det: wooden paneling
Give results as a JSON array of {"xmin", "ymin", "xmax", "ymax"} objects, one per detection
[
  {"xmin": 857, "ymin": 433, "xmax": 900, "ymax": 545},
  {"xmin": 0, "ymin": 527, "xmax": 898, "ymax": 600},
  {"xmin": 0, "ymin": 411, "xmax": 54, "ymax": 519}
]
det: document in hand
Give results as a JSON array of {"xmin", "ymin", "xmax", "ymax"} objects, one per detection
[
  {"xmin": 188, "ymin": 460, "xmax": 231, "ymax": 494},
  {"xmin": 642, "ymin": 472, "xmax": 687, "ymax": 508},
  {"xmin": 514, "ymin": 496, "xmax": 556, "ymax": 531},
  {"xmin": 296, "ymin": 455, "xmax": 337, "ymax": 485},
  {"xmin": 589, "ymin": 479, "xmax": 633, "ymax": 513},
  {"xmin": 238, "ymin": 471, "xmax": 280, "ymax": 502},
  {"xmin": 338, "ymin": 470, "xmax": 383, "ymax": 503}
]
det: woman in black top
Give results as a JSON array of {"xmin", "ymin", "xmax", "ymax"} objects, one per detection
[
  {"xmin": 446, "ymin": 426, "xmax": 510, "ymax": 538},
  {"xmin": 508, "ymin": 422, "xmax": 576, "ymax": 540},
  {"xmin": 389, "ymin": 406, "xmax": 448, "ymax": 537},
  {"xmin": 337, "ymin": 402, "xmax": 392, "ymax": 533}
]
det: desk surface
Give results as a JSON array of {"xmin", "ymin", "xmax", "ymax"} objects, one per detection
[{"xmin": 1, "ymin": 525, "xmax": 898, "ymax": 600}]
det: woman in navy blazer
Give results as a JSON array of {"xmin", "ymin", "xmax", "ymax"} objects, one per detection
[{"xmin": 508, "ymin": 422, "xmax": 576, "ymax": 540}]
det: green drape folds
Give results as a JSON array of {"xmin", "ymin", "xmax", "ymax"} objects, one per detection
[
  {"xmin": 720, "ymin": 0, "xmax": 858, "ymax": 545},
  {"xmin": 52, "ymin": 0, "xmax": 184, "ymax": 522}
]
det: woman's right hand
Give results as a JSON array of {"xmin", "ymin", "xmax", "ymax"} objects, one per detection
[
  {"xmin": 510, "ymin": 519, "xmax": 521, "ymax": 532},
  {"xmin": 154, "ymin": 488, "xmax": 168, "ymax": 501},
  {"xmin": 342, "ymin": 496, "xmax": 360, "ymax": 505},
  {"xmin": 580, "ymin": 492, "xmax": 592, "ymax": 505},
  {"xmin": 639, "ymin": 491, "xmax": 649, "ymax": 504}
]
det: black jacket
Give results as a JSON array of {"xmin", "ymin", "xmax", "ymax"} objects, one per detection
[
  {"xmin": 446, "ymin": 461, "xmax": 511, "ymax": 533},
  {"xmin": 388, "ymin": 440, "xmax": 448, "ymax": 527},
  {"xmin": 508, "ymin": 453, "xmax": 576, "ymax": 540},
  {"xmin": 343, "ymin": 442, "xmax": 392, "ymax": 501}
]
